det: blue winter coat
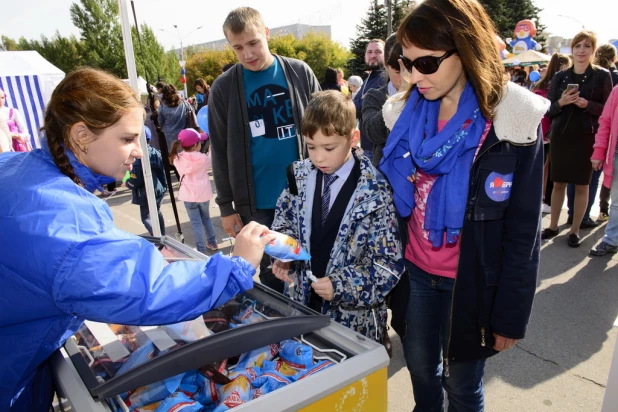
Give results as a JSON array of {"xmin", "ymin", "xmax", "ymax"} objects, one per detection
[{"xmin": 0, "ymin": 144, "xmax": 255, "ymax": 410}]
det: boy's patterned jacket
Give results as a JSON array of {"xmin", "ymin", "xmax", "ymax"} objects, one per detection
[{"xmin": 272, "ymin": 149, "xmax": 404, "ymax": 342}]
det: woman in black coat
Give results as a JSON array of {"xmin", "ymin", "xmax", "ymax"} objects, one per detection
[{"xmin": 542, "ymin": 31, "xmax": 612, "ymax": 247}]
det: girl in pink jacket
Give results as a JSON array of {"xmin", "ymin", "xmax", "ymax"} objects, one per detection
[
  {"xmin": 590, "ymin": 86, "xmax": 618, "ymax": 256},
  {"xmin": 170, "ymin": 128, "xmax": 218, "ymax": 252}
]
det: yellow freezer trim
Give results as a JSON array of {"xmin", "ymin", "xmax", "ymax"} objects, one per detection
[{"xmin": 298, "ymin": 367, "xmax": 387, "ymax": 412}]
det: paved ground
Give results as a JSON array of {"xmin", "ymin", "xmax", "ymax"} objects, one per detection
[{"xmin": 106, "ymin": 176, "xmax": 617, "ymax": 412}]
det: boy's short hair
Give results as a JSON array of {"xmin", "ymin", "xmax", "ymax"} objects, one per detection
[
  {"xmin": 223, "ymin": 7, "xmax": 265, "ymax": 37},
  {"xmin": 301, "ymin": 91, "xmax": 356, "ymax": 139}
]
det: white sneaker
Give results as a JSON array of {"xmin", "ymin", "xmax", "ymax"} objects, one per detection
[{"xmin": 542, "ymin": 203, "xmax": 551, "ymax": 214}]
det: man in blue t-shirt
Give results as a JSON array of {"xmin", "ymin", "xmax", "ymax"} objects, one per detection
[{"xmin": 209, "ymin": 7, "xmax": 320, "ymax": 292}]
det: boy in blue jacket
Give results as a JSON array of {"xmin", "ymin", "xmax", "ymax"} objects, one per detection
[
  {"xmin": 125, "ymin": 127, "xmax": 168, "ymax": 236},
  {"xmin": 271, "ymin": 91, "xmax": 403, "ymax": 343}
]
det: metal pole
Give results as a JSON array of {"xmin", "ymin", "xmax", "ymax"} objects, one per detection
[
  {"xmin": 174, "ymin": 25, "xmax": 188, "ymax": 99},
  {"xmin": 118, "ymin": 0, "xmax": 162, "ymax": 236},
  {"xmin": 181, "ymin": 39, "xmax": 188, "ymax": 99},
  {"xmin": 387, "ymin": 0, "xmax": 392, "ymax": 36}
]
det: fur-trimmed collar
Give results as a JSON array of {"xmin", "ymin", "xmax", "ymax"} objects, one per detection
[{"xmin": 382, "ymin": 82, "xmax": 550, "ymax": 145}]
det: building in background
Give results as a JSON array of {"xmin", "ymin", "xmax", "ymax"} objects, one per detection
[
  {"xmin": 174, "ymin": 23, "xmax": 332, "ymax": 56},
  {"xmin": 545, "ymin": 34, "xmax": 574, "ymax": 55}
]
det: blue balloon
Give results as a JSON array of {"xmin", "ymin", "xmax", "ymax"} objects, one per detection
[
  {"xmin": 180, "ymin": 68, "xmax": 186, "ymax": 75},
  {"xmin": 197, "ymin": 105, "xmax": 209, "ymax": 134},
  {"xmin": 529, "ymin": 70, "xmax": 541, "ymax": 82}
]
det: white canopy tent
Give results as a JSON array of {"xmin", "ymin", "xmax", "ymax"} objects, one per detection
[
  {"xmin": 0, "ymin": 51, "xmax": 65, "ymax": 148},
  {"xmin": 122, "ymin": 75, "xmax": 149, "ymax": 95},
  {"xmin": 502, "ymin": 50, "xmax": 551, "ymax": 67}
]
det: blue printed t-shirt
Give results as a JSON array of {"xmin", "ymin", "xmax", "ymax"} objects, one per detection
[{"xmin": 243, "ymin": 58, "xmax": 299, "ymax": 209}]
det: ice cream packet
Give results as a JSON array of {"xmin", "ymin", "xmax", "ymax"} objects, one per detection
[
  {"xmin": 234, "ymin": 343, "xmax": 279, "ymax": 369},
  {"xmin": 279, "ymin": 340, "xmax": 313, "ymax": 370},
  {"xmin": 212, "ymin": 375, "xmax": 253, "ymax": 412},
  {"xmin": 261, "ymin": 359, "xmax": 300, "ymax": 378},
  {"xmin": 154, "ymin": 392, "xmax": 203, "ymax": 412},
  {"xmin": 124, "ymin": 376, "xmax": 183, "ymax": 412},
  {"xmin": 233, "ymin": 303, "xmax": 265, "ymax": 325},
  {"xmin": 116, "ymin": 342, "xmax": 184, "ymax": 409},
  {"xmin": 227, "ymin": 367, "xmax": 261, "ymax": 383},
  {"xmin": 251, "ymin": 371, "xmax": 293, "ymax": 396},
  {"xmin": 133, "ymin": 401, "xmax": 161, "ymax": 411},
  {"xmin": 264, "ymin": 231, "xmax": 311, "ymax": 262}
]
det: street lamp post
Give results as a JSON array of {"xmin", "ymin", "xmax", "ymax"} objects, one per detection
[
  {"xmin": 557, "ymin": 14, "xmax": 585, "ymax": 29},
  {"xmin": 160, "ymin": 25, "xmax": 203, "ymax": 99},
  {"xmin": 174, "ymin": 25, "xmax": 188, "ymax": 99}
]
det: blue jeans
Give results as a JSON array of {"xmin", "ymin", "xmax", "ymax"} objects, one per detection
[
  {"xmin": 184, "ymin": 201, "xmax": 217, "ymax": 252},
  {"xmin": 403, "ymin": 261, "xmax": 485, "ymax": 412},
  {"xmin": 603, "ymin": 156, "xmax": 618, "ymax": 246},
  {"xmin": 567, "ymin": 169, "xmax": 602, "ymax": 220},
  {"xmin": 139, "ymin": 201, "xmax": 165, "ymax": 236}
]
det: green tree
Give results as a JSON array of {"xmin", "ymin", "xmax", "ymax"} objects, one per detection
[
  {"xmin": 185, "ymin": 48, "xmax": 236, "ymax": 93},
  {"xmin": 132, "ymin": 24, "xmax": 180, "ymax": 87},
  {"xmin": 347, "ymin": 0, "xmax": 388, "ymax": 76},
  {"xmin": 0, "ymin": 36, "xmax": 20, "ymax": 51},
  {"xmin": 70, "ymin": 0, "xmax": 126, "ymax": 77},
  {"xmin": 392, "ymin": 0, "xmax": 416, "ymax": 32},
  {"xmin": 185, "ymin": 33, "xmax": 351, "ymax": 96},
  {"xmin": 274, "ymin": 33, "xmax": 351, "ymax": 82}
]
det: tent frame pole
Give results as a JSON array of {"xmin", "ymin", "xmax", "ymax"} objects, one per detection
[{"xmin": 118, "ymin": 0, "xmax": 162, "ymax": 237}]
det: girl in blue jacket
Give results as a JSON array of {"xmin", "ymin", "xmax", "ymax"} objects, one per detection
[{"xmin": 0, "ymin": 67, "xmax": 275, "ymax": 412}]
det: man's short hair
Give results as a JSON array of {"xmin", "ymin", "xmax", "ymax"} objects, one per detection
[
  {"xmin": 222, "ymin": 62, "xmax": 235, "ymax": 72},
  {"xmin": 366, "ymin": 39, "xmax": 385, "ymax": 52},
  {"xmin": 155, "ymin": 81, "xmax": 166, "ymax": 90},
  {"xmin": 223, "ymin": 7, "xmax": 265, "ymax": 37},
  {"xmin": 301, "ymin": 91, "xmax": 356, "ymax": 139}
]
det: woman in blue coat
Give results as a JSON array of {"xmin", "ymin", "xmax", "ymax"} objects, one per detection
[{"xmin": 0, "ymin": 67, "xmax": 275, "ymax": 411}]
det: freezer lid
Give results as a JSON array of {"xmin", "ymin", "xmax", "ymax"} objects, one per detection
[{"xmin": 86, "ymin": 315, "xmax": 329, "ymax": 400}]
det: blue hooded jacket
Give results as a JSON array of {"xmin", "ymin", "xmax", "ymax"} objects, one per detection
[{"xmin": 0, "ymin": 145, "xmax": 255, "ymax": 410}]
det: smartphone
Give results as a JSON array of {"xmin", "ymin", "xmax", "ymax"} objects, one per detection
[{"xmin": 566, "ymin": 84, "xmax": 579, "ymax": 93}]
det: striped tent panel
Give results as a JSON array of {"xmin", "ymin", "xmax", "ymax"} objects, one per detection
[{"xmin": 0, "ymin": 75, "xmax": 45, "ymax": 148}]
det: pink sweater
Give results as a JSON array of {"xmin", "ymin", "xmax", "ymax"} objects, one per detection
[
  {"xmin": 173, "ymin": 151, "xmax": 213, "ymax": 202},
  {"xmin": 591, "ymin": 86, "xmax": 618, "ymax": 189}
]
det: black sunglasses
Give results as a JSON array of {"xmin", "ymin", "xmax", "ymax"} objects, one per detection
[{"xmin": 399, "ymin": 50, "xmax": 458, "ymax": 75}]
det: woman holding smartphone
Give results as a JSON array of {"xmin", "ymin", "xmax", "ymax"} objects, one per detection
[{"xmin": 542, "ymin": 31, "xmax": 612, "ymax": 247}]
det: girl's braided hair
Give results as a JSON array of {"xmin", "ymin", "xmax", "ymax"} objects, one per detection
[{"xmin": 43, "ymin": 67, "xmax": 141, "ymax": 185}]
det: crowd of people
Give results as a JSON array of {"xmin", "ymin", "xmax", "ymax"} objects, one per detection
[{"xmin": 1, "ymin": 0, "xmax": 618, "ymax": 411}]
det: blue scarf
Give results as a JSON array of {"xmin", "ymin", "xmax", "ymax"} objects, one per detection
[
  {"xmin": 380, "ymin": 82, "xmax": 486, "ymax": 248},
  {"xmin": 41, "ymin": 138, "xmax": 115, "ymax": 193}
]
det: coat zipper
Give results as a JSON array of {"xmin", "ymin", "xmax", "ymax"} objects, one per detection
[{"xmin": 444, "ymin": 139, "xmax": 506, "ymax": 378}]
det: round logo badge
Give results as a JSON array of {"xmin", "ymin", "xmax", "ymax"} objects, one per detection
[{"xmin": 484, "ymin": 172, "xmax": 514, "ymax": 202}]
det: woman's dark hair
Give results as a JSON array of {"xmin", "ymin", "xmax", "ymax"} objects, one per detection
[
  {"xmin": 43, "ymin": 68, "xmax": 141, "ymax": 185},
  {"xmin": 397, "ymin": 0, "xmax": 506, "ymax": 119},
  {"xmin": 162, "ymin": 84, "xmax": 180, "ymax": 107},
  {"xmin": 533, "ymin": 53, "xmax": 570, "ymax": 92},
  {"xmin": 193, "ymin": 78, "xmax": 210, "ymax": 92},
  {"xmin": 384, "ymin": 33, "xmax": 398, "ymax": 66},
  {"xmin": 324, "ymin": 67, "xmax": 338, "ymax": 84},
  {"xmin": 386, "ymin": 42, "xmax": 403, "ymax": 69}
]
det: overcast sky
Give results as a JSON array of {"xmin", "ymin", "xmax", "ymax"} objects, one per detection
[{"xmin": 3, "ymin": 0, "xmax": 616, "ymax": 51}]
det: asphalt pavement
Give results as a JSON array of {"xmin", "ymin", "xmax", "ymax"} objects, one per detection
[{"xmin": 106, "ymin": 176, "xmax": 617, "ymax": 412}]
